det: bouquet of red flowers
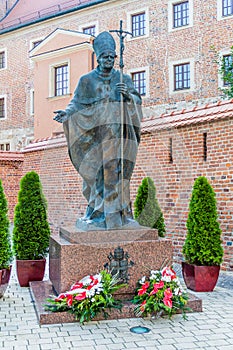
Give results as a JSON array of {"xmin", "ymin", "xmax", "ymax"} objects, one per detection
[
  {"xmin": 132, "ymin": 266, "xmax": 189, "ymax": 319},
  {"xmin": 46, "ymin": 270, "xmax": 125, "ymax": 323}
]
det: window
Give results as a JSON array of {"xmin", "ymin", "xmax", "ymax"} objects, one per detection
[
  {"xmin": 173, "ymin": 1, "xmax": 189, "ymax": 28},
  {"xmin": 222, "ymin": 0, "xmax": 233, "ymax": 16},
  {"xmin": 129, "ymin": 66, "xmax": 149, "ymax": 97},
  {"xmin": 0, "ymin": 143, "xmax": 10, "ymax": 151},
  {"xmin": 49, "ymin": 60, "xmax": 70, "ymax": 98},
  {"xmin": 80, "ymin": 22, "xmax": 98, "ymax": 37},
  {"xmin": 55, "ymin": 64, "xmax": 68, "ymax": 96},
  {"xmin": 0, "ymin": 51, "xmax": 6, "ymax": 69},
  {"xmin": 132, "ymin": 71, "xmax": 146, "ymax": 95},
  {"xmin": 0, "ymin": 97, "xmax": 5, "ymax": 118},
  {"xmin": 30, "ymin": 89, "xmax": 34, "ymax": 115},
  {"xmin": 222, "ymin": 54, "xmax": 233, "ymax": 85},
  {"xmin": 174, "ymin": 63, "xmax": 190, "ymax": 90},
  {"xmin": 30, "ymin": 37, "xmax": 44, "ymax": 51},
  {"xmin": 83, "ymin": 25, "xmax": 96, "ymax": 36},
  {"xmin": 169, "ymin": 58, "xmax": 194, "ymax": 93},
  {"xmin": 168, "ymin": 0, "xmax": 193, "ymax": 31},
  {"xmin": 32, "ymin": 40, "xmax": 42, "ymax": 48},
  {"xmin": 127, "ymin": 8, "xmax": 149, "ymax": 39},
  {"xmin": 132, "ymin": 12, "xmax": 146, "ymax": 37}
]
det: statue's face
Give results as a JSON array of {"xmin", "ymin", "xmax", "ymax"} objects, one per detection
[{"xmin": 98, "ymin": 51, "xmax": 115, "ymax": 71}]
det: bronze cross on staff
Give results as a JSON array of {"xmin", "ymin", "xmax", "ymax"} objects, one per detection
[{"xmin": 110, "ymin": 20, "xmax": 132, "ymax": 70}]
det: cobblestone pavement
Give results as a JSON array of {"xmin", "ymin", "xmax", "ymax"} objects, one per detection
[{"xmin": 1, "ymin": 262, "xmax": 233, "ymax": 350}]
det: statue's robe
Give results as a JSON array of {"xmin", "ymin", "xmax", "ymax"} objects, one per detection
[{"xmin": 63, "ymin": 66, "xmax": 143, "ymax": 229}]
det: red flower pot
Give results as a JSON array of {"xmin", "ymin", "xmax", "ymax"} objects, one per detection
[
  {"xmin": 16, "ymin": 259, "xmax": 46, "ymax": 287},
  {"xmin": 0, "ymin": 265, "xmax": 12, "ymax": 298},
  {"xmin": 182, "ymin": 262, "xmax": 220, "ymax": 292}
]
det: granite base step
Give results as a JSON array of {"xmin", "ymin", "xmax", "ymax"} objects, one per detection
[{"xmin": 29, "ymin": 280, "xmax": 203, "ymax": 325}]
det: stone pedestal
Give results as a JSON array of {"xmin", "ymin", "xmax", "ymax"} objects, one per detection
[
  {"xmin": 49, "ymin": 226, "xmax": 173, "ymax": 296},
  {"xmin": 29, "ymin": 227, "xmax": 202, "ymax": 325}
]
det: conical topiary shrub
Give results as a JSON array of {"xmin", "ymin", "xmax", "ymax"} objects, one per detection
[
  {"xmin": 183, "ymin": 176, "xmax": 223, "ymax": 266},
  {"xmin": 0, "ymin": 179, "xmax": 13, "ymax": 269},
  {"xmin": 182, "ymin": 176, "xmax": 224, "ymax": 292},
  {"xmin": 13, "ymin": 171, "xmax": 50, "ymax": 287},
  {"xmin": 134, "ymin": 177, "xmax": 166, "ymax": 237},
  {"xmin": 0, "ymin": 179, "xmax": 13, "ymax": 297},
  {"xmin": 13, "ymin": 171, "xmax": 50, "ymax": 260}
]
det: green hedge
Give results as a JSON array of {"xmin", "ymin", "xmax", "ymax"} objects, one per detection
[
  {"xmin": 0, "ymin": 179, "xmax": 13, "ymax": 269},
  {"xmin": 13, "ymin": 171, "xmax": 50, "ymax": 260},
  {"xmin": 134, "ymin": 177, "xmax": 166, "ymax": 237},
  {"xmin": 183, "ymin": 176, "xmax": 223, "ymax": 266}
]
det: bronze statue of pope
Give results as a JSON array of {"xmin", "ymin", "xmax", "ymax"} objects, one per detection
[{"xmin": 54, "ymin": 31, "xmax": 143, "ymax": 230}]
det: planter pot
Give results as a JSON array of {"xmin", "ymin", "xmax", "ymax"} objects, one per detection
[
  {"xmin": 182, "ymin": 262, "xmax": 220, "ymax": 292},
  {"xmin": 0, "ymin": 265, "xmax": 12, "ymax": 298},
  {"xmin": 16, "ymin": 259, "xmax": 46, "ymax": 287}
]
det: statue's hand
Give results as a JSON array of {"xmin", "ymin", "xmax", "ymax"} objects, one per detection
[
  {"xmin": 53, "ymin": 110, "xmax": 68, "ymax": 123},
  {"xmin": 116, "ymin": 83, "xmax": 131, "ymax": 101}
]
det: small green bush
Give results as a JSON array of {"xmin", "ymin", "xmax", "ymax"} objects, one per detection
[
  {"xmin": 134, "ymin": 177, "xmax": 166, "ymax": 237},
  {"xmin": 13, "ymin": 171, "xmax": 50, "ymax": 260},
  {"xmin": 183, "ymin": 176, "xmax": 223, "ymax": 266},
  {"xmin": 0, "ymin": 179, "xmax": 13, "ymax": 269}
]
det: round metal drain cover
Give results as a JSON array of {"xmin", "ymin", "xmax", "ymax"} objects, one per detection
[{"xmin": 130, "ymin": 326, "xmax": 150, "ymax": 334}]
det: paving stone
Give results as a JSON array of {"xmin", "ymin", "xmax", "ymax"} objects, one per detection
[
  {"xmin": 1, "ymin": 261, "xmax": 233, "ymax": 350},
  {"xmin": 207, "ymin": 339, "xmax": 232, "ymax": 346},
  {"xmin": 107, "ymin": 343, "xmax": 126, "ymax": 350},
  {"xmin": 40, "ymin": 343, "xmax": 61, "ymax": 349}
]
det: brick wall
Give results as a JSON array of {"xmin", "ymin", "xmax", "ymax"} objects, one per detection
[
  {"xmin": 0, "ymin": 152, "xmax": 23, "ymax": 220},
  {"xmin": 22, "ymin": 139, "xmax": 84, "ymax": 233},
  {"xmin": 0, "ymin": 115, "xmax": 228, "ymax": 271},
  {"xmin": 134, "ymin": 117, "xmax": 233, "ymax": 271}
]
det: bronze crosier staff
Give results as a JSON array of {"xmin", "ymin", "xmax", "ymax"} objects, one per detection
[{"xmin": 110, "ymin": 20, "xmax": 132, "ymax": 219}]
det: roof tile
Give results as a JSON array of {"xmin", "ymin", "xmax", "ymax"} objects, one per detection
[{"xmin": 141, "ymin": 99, "xmax": 233, "ymax": 133}]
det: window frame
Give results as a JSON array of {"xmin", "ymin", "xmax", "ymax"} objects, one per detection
[
  {"xmin": 127, "ymin": 7, "xmax": 149, "ymax": 40},
  {"xmin": 79, "ymin": 21, "xmax": 99, "ymax": 37},
  {"xmin": 49, "ymin": 60, "xmax": 70, "ymax": 98},
  {"xmin": 168, "ymin": 0, "xmax": 193, "ymax": 32},
  {"xmin": 128, "ymin": 66, "xmax": 150, "ymax": 98},
  {"xmin": 217, "ymin": 0, "xmax": 233, "ymax": 20},
  {"xmin": 0, "ymin": 142, "xmax": 11, "ymax": 151},
  {"xmin": 30, "ymin": 89, "xmax": 35, "ymax": 116},
  {"xmin": 169, "ymin": 58, "xmax": 194, "ymax": 94},
  {"xmin": 29, "ymin": 37, "xmax": 44, "ymax": 51},
  {"xmin": 131, "ymin": 71, "xmax": 146, "ymax": 96},
  {"xmin": 222, "ymin": 0, "xmax": 233, "ymax": 17},
  {"xmin": 222, "ymin": 54, "xmax": 233, "ymax": 86},
  {"xmin": 174, "ymin": 62, "xmax": 190, "ymax": 91},
  {"xmin": 29, "ymin": 38, "xmax": 44, "ymax": 68},
  {"xmin": 83, "ymin": 25, "xmax": 96, "ymax": 36},
  {"xmin": 173, "ymin": 1, "xmax": 189, "ymax": 28},
  {"xmin": 131, "ymin": 12, "xmax": 146, "ymax": 37},
  {"xmin": 0, "ymin": 49, "xmax": 7, "ymax": 70},
  {"xmin": 218, "ymin": 49, "xmax": 233, "ymax": 89},
  {"xmin": 0, "ymin": 95, "xmax": 6, "ymax": 120},
  {"xmin": 54, "ymin": 64, "xmax": 69, "ymax": 97}
]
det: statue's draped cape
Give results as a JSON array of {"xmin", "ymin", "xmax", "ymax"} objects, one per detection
[{"xmin": 63, "ymin": 67, "xmax": 143, "ymax": 229}]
